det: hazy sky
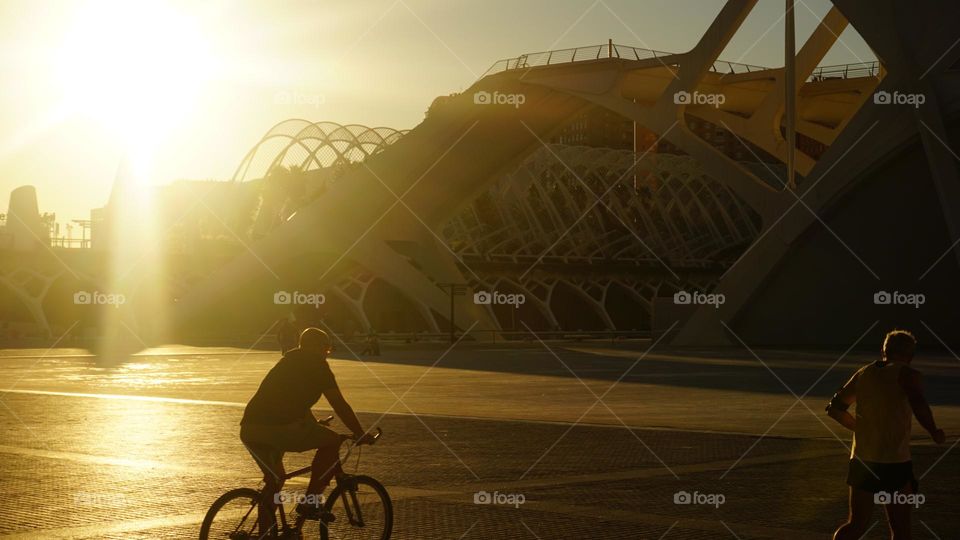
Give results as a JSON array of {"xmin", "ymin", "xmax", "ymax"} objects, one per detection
[{"xmin": 0, "ymin": 0, "xmax": 875, "ymax": 224}]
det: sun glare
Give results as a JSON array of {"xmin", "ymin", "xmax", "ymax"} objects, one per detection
[{"xmin": 57, "ymin": 1, "xmax": 214, "ymax": 155}]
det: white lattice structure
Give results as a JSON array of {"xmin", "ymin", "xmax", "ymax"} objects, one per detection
[
  {"xmin": 233, "ymin": 120, "xmax": 407, "ymax": 183},
  {"xmin": 446, "ymin": 146, "xmax": 758, "ymax": 267}
]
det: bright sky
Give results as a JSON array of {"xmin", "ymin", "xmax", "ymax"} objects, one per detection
[{"xmin": 0, "ymin": 0, "xmax": 875, "ymax": 224}]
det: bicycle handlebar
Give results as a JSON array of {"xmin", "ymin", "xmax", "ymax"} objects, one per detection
[
  {"xmin": 344, "ymin": 427, "xmax": 382, "ymax": 445},
  {"xmin": 318, "ymin": 415, "xmax": 381, "ymax": 445}
]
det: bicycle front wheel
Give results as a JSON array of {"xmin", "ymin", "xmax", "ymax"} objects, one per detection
[
  {"xmin": 318, "ymin": 475, "xmax": 392, "ymax": 540},
  {"xmin": 199, "ymin": 487, "xmax": 265, "ymax": 540}
]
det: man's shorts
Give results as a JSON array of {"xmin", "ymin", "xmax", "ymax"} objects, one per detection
[
  {"xmin": 847, "ymin": 458, "xmax": 918, "ymax": 494},
  {"xmin": 240, "ymin": 418, "xmax": 339, "ymax": 481}
]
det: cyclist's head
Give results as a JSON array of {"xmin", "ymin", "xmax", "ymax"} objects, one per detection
[
  {"xmin": 299, "ymin": 327, "xmax": 332, "ymax": 356},
  {"xmin": 882, "ymin": 329, "xmax": 916, "ymax": 363}
]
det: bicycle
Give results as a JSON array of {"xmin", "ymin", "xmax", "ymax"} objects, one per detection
[{"xmin": 200, "ymin": 416, "xmax": 392, "ymax": 540}]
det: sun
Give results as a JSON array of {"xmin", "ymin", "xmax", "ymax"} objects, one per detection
[{"xmin": 57, "ymin": 0, "xmax": 214, "ymax": 155}]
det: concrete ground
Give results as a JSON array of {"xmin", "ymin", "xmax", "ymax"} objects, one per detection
[{"xmin": 0, "ymin": 341, "xmax": 957, "ymax": 538}]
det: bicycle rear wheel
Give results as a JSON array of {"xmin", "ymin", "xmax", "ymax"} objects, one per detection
[
  {"xmin": 317, "ymin": 475, "xmax": 392, "ymax": 540},
  {"xmin": 199, "ymin": 487, "xmax": 266, "ymax": 540}
]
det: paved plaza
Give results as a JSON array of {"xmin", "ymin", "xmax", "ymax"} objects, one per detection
[{"xmin": 0, "ymin": 341, "xmax": 957, "ymax": 538}]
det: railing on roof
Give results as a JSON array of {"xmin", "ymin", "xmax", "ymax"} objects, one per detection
[
  {"xmin": 481, "ymin": 43, "xmax": 880, "ymax": 83},
  {"xmin": 481, "ymin": 43, "xmax": 768, "ymax": 78},
  {"xmin": 808, "ymin": 61, "xmax": 881, "ymax": 81}
]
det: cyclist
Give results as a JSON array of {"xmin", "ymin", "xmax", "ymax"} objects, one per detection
[
  {"xmin": 826, "ymin": 329, "xmax": 946, "ymax": 540},
  {"xmin": 240, "ymin": 327, "xmax": 376, "ymax": 536}
]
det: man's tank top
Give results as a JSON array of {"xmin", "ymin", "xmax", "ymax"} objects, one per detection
[{"xmin": 851, "ymin": 361, "xmax": 913, "ymax": 463}]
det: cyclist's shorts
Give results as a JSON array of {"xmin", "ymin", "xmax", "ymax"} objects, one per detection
[{"xmin": 240, "ymin": 419, "xmax": 339, "ymax": 479}]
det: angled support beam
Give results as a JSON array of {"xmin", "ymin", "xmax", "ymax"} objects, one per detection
[{"xmin": 834, "ymin": 0, "xmax": 960, "ymax": 273}]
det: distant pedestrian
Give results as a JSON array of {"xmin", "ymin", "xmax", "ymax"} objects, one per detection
[{"xmin": 360, "ymin": 329, "xmax": 380, "ymax": 356}]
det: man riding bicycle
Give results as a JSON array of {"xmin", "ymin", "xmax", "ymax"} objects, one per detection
[{"xmin": 240, "ymin": 327, "xmax": 376, "ymax": 536}]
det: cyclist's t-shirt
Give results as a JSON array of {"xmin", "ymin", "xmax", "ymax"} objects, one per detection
[{"xmin": 241, "ymin": 348, "xmax": 338, "ymax": 425}]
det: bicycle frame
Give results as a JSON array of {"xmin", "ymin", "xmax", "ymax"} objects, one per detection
[
  {"xmin": 273, "ymin": 459, "xmax": 342, "ymax": 533},
  {"xmin": 270, "ymin": 426, "xmax": 381, "ymax": 535}
]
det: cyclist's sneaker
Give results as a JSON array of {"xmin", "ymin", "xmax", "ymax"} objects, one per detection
[{"xmin": 296, "ymin": 502, "xmax": 335, "ymax": 522}]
